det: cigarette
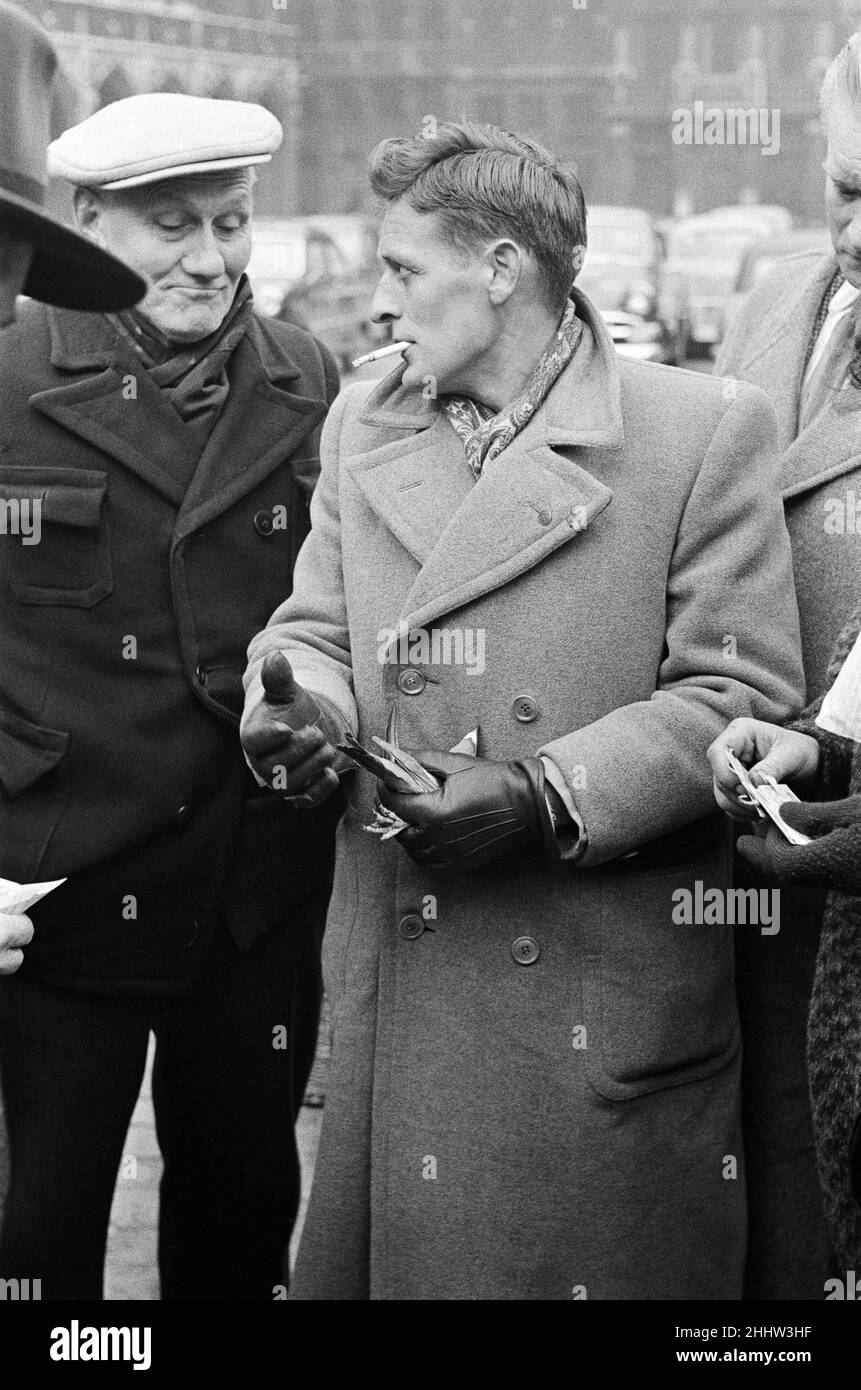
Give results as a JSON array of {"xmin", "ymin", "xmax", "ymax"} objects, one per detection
[{"xmin": 352, "ymin": 340, "xmax": 411, "ymax": 368}]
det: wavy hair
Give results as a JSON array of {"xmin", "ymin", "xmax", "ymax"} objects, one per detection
[{"xmin": 369, "ymin": 120, "xmax": 586, "ymax": 310}]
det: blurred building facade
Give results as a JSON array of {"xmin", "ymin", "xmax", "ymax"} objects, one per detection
[{"xmin": 19, "ymin": 0, "xmax": 861, "ymax": 221}]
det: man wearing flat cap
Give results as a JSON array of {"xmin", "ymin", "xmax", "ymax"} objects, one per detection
[{"xmin": 0, "ymin": 91, "xmax": 341, "ymax": 1299}]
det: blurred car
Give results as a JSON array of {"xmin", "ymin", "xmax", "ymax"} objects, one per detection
[
  {"xmin": 577, "ymin": 205, "xmax": 675, "ymax": 363},
  {"xmin": 246, "ymin": 215, "xmax": 385, "ymax": 370},
  {"xmin": 659, "ymin": 205, "xmax": 794, "ymax": 358},
  {"xmin": 724, "ymin": 228, "xmax": 832, "ymax": 336}
]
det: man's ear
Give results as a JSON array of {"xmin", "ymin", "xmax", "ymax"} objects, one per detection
[
  {"xmin": 72, "ymin": 188, "xmax": 108, "ymax": 248},
  {"xmin": 484, "ymin": 239, "xmax": 523, "ymax": 306}
]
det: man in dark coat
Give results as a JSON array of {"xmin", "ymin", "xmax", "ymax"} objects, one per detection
[
  {"xmin": 714, "ymin": 30, "xmax": 861, "ymax": 1299},
  {"xmin": 0, "ymin": 92, "xmax": 341, "ymax": 1299}
]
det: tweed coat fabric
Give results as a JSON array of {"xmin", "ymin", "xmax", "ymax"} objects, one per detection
[
  {"xmin": 244, "ymin": 287, "xmax": 804, "ymax": 1299},
  {"xmin": 790, "ymin": 607, "xmax": 861, "ymax": 1269},
  {"xmin": 716, "ymin": 249, "xmax": 861, "ymax": 1297}
]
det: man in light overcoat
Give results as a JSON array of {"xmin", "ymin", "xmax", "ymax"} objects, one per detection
[{"xmin": 243, "ymin": 121, "xmax": 804, "ymax": 1300}]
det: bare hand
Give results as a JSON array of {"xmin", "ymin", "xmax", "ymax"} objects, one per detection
[
  {"xmin": 707, "ymin": 718, "xmax": 820, "ymax": 820},
  {"xmin": 0, "ymin": 912, "xmax": 33, "ymax": 974}
]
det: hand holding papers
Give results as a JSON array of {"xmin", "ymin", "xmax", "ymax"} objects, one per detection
[
  {"xmin": 0, "ymin": 875, "xmax": 66, "ymax": 914},
  {"xmin": 338, "ymin": 724, "xmax": 479, "ymax": 840},
  {"xmin": 725, "ymin": 749, "xmax": 812, "ymax": 846}
]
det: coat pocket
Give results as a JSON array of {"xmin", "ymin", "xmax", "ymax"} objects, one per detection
[
  {"xmin": 581, "ymin": 842, "xmax": 740, "ymax": 1101},
  {"xmin": 0, "ymin": 467, "xmax": 113, "ymax": 607},
  {"xmin": 0, "ymin": 710, "xmax": 71, "ymax": 880}
]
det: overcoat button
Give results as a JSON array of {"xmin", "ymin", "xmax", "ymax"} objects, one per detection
[
  {"xmin": 512, "ymin": 694, "xmax": 539, "ymax": 722},
  {"xmin": 397, "ymin": 669, "xmax": 426, "ymax": 695},
  {"xmin": 398, "ymin": 913, "xmax": 425, "ymax": 940},
  {"xmin": 537, "ymin": 508, "xmax": 553, "ymax": 526},
  {"xmin": 195, "ymin": 663, "xmax": 207, "ymax": 686},
  {"xmin": 511, "ymin": 935, "xmax": 540, "ymax": 966},
  {"xmin": 253, "ymin": 509, "xmax": 274, "ymax": 536},
  {"xmin": 176, "ymin": 803, "xmax": 193, "ymax": 828}
]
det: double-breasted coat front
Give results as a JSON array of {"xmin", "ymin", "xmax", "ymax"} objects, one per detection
[{"xmin": 245, "ymin": 290, "xmax": 804, "ymax": 1299}]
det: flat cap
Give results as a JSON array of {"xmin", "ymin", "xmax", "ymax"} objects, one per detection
[{"xmin": 47, "ymin": 93, "xmax": 283, "ymax": 190}]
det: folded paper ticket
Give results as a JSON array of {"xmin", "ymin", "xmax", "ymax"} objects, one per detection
[
  {"xmin": 338, "ymin": 723, "xmax": 479, "ymax": 841},
  {"xmin": 725, "ymin": 750, "xmax": 811, "ymax": 847},
  {"xmin": 0, "ymin": 876, "xmax": 66, "ymax": 915}
]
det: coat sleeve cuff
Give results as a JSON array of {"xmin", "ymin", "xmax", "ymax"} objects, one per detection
[{"xmin": 539, "ymin": 756, "xmax": 588, "ymax": 862}]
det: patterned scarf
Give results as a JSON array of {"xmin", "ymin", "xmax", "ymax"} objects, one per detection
[
  {"xmin": 106, "ymin": 275, "xmax": 254, "ymax": 454},
  {"xmin": 442, "ymin": 300, "xmax": 583, "ymax": 479}
]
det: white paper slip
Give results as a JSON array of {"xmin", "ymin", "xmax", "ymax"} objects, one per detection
[
  {"xmin": 725, "ymin": 751, "xmax": 811, "ymax": 847},
  {"xmin": 0, "ymin": 876, "xmax": 67, "ymax": 914}
]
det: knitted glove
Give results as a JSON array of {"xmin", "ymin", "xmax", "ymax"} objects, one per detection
[{"xmin": 738, "ymin": 794, "xmax": 861, "ymax": 895}]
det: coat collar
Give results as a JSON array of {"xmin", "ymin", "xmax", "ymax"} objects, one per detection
[
  {"xmin": 725, "ymin": 250, "xmax": 861, "ymax": 499},
  {"xmin": 356, "ymin": 284, "xmax": 625, "ymax": 450},
  {"xmin": 770, "ymin": 254, "xmax": 861, "ymax": 499},
  {"xmin": 29, "ymin": 308, "xmax": 323, "ymax": 524},
  {"xmin": 348, "ymin": 288, "xmax": 620, "ymax": 639}
]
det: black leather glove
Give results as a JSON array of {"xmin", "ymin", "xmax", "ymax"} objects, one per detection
[
  {"xmin": 737, "ymin": 794, "xmax": 861, "ymax": 895},
  {"xmin": 241, "ymin": 651, "xmax": 340, "ymax": 806},
  {"xmin": 378, "ymin": 750, "xmax": 560, "ymax": 871}
]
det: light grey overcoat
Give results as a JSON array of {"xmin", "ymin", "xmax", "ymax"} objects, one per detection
[
  {"xmin": 244, "ymin": 290, "xmax": 804, "ymax": 1300},
  {"xmin": 717, "ymin": 250, "xmax": 861, "ymax": 701}
]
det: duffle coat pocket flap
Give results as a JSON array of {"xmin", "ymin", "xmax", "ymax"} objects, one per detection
[{"xmin": 0, "ymin": 467, "xmax": 112, "ymax": 606}]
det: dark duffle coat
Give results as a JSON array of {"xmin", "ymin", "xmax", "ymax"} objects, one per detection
[
  {"xmin": 0, "ymin": 301, "xmax": 341, "ymax": 992},
  {"xmin": 244, "ymin": 288, "xmax": 805, "ymax": 1299}
]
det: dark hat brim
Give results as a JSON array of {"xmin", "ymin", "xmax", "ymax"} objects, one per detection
[{"xmin": 0, "ymin": 188, "xmax": 146, "ymax": 311}]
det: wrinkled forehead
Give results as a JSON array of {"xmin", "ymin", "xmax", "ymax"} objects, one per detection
[
  {"xmin": 824, "ymin": 100, "xmax": 861, "ymax": 182},
  {"xmin": 377, "ymin": 200, "xmax": 452, "ymax": 263},
  {"xmin": 108, "ymin": 167, "xmax": 255, "ymax": 217}
]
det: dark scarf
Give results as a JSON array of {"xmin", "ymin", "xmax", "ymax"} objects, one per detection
[{"xmin": 106, "ymin": 275, "xmax": 254, "ymax": 456}]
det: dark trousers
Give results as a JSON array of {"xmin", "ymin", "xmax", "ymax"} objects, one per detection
[{"xmin": 0, "ymin": 905, "xmax": 323, "ymax": 1300}]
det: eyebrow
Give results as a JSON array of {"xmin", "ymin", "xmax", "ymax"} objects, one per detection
[
  {"xmin": 825, "ymin": 159, "xmax": 861, "ymax": 186},
  {"xmin": 148, "ymin": 196, "xmax": 251, "ymax": 216},
  {"xmin": 378, "ymin": 249, "xmax": 418, "ymax": 269}
]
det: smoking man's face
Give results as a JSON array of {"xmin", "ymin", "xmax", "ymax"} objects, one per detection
[
  {"xmin": 370, "ymin": 200, "xmax": 496, "ymax": 396},
  {"xmin": 81, "ymin": 171, "xmax": 253, "ymax": 342}
]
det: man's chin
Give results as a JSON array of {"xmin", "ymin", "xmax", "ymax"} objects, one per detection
[
  {"xmin": 837, "ymin": 254, "xmax": 861, "ymax": 291},
  {"xmin": 141, "ymin": 307, "xmax": 226, "ymax": 344}
]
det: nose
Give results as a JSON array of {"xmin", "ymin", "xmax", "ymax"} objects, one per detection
[
  {"xmin": 181, "ymin": 225, "xmax": 227, "ymax": 281},
  {"xmin": 370, "ymin": 271, "xmax": 402, "ymax": 326}
]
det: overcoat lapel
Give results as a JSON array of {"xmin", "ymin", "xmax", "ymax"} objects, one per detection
[
  {"xmin": 30, "ymin": 308, "xmax": 190, "ymax": 505},
  {"xmin": 27, "ymin": 309, "xmax": 328, "ymax": 526},
  {"xmin": 782, "ymin": 385, "xmax": 861, "ymax": 500},
  {"xmin": 732, "ymin": 253, "xmax": 841, "ymax": 452},
  {"xmin": 347, "ymin": 289, "xmax": 620, "ymax": 646}
]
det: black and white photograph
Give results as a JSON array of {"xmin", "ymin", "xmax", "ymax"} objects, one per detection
[{"xmin": 2, "ymin": 0, "xmax": 861, "ymax": 1364}]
